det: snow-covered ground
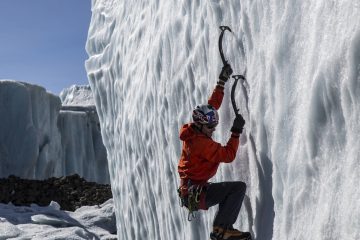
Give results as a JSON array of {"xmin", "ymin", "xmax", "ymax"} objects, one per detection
[
  {"xmin": 0, "ymin": 199, "xmax": 116, "ymax": 240},
  {"xmin": 86, "ymin": 1, "xmax": 360, "ymax": 240}
]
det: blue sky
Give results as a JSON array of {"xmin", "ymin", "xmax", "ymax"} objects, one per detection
[{"xmin": 0, "ymin": 0, "xmax": 91, "ymax": 95}]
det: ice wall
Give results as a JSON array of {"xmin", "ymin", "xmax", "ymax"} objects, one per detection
[
  {"xmin": 0, "ymin": 80, "xmax": 62, "ymax": 179},
  {"xmin": 59, "ymin": 84, "xmax": 108, "ymax": 183},
  {"xmin": 86, "ymin": 1, "xmax": 360, "ymax": 239},
  {"xmin": 58, "ymin": 105, "xmax": 108, "ymax": 184},
  {"xmin": 0, "ymin": 80, "xmax": 109, "ymax": 184}
]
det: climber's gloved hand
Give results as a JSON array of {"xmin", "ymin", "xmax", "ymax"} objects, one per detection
[
  {"xmin": 231, "ymin": 114, "xmax": 245, "ymax": 134},
  {"xmin": 219, "ymin": 64, "xmax": 233, "ymax": 82}
]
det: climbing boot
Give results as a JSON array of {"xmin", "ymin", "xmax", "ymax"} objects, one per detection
[{"xmin": 209, "ymin": 226, "xmax": 252, "ymax": 240}]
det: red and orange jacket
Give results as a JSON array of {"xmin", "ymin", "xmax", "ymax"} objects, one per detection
[{"xmin": 178, "ymin": 85, "xmax": 240, "ymax": 191}]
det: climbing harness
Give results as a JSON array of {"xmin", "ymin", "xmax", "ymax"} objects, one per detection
[{"xmin": 178, "ymin": 180, "xmax": 207, "ymax": 221}]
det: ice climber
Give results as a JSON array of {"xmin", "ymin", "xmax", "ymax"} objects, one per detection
[{"xmin": 177, "ymin": 64, "xmax": 252, "ymax": 240}]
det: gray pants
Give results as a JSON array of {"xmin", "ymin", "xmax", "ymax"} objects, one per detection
[{"xmin": 205, "ymin": 181, "xmax": 247, "ymax": 227}]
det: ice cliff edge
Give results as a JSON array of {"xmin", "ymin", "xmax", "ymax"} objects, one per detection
[{"xmin": 0, "ymin": 80, "xmax": 109, "ymax": 183}]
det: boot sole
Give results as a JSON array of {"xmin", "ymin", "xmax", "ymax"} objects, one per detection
[{"xmin": 209, "ymin": 236, "xmax": 252, "ymax": 240}]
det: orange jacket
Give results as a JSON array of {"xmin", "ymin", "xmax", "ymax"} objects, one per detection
[{"xmin": 178, "ymin": 86, "xmax": 240, "ymax": 186}]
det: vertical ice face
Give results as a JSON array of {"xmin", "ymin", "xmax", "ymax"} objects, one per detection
[
  {"xmin": 0, "ymin": 80, "xmax": 62, "ymax": 179},
  {"xmin": 58, "ymin": 106, "xmax": 108, "ymax": 184},
  {"xmin": 59, "ymin": 85, "xmax": 109, "ymax": 183},
  {"xmin": 242, "ymin": 2, "xmax": 360, "ymax": 240},
  {"xmin": 0, "ymin": 80, "xmax": 109, "ymax": 184},
  {"xmin": 86, "ymin": 1, "xmax": 360, "ymax": 239}
]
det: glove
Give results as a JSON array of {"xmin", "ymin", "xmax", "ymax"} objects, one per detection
[
  {"xmin": 231, "ymin": 114, "xmax": 245, "ymax": 134},
  {"xmin": 219, "ymin": 64, "xmax": 233, "ymax": 82}
]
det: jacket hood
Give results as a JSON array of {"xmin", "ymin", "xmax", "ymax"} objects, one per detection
[{"xmin": 179, "ymin": 123, "xmax": 199, "ymax": 141}]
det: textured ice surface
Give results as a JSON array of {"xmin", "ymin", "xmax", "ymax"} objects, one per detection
[
  {"xmin": 86, "ymin": 1, "xmax": 360, "ymax": 239},
  {"xmin": 60, "ymin": 84, "xmax": 95, "ymax": 106}
]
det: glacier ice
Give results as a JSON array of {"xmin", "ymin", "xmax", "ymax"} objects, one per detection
[
  {"xmin": 59, "ymin": 85, "xmax": 108, "ymax": 183},
  {"xmin": 0, "ymin": 80, "xmax": 62, "ymax": 179},
  {"xmin": 0, "ymin": 80, "xmax": 109, "ymax": 183},
  {"xmin": 85, "ymin": 1, "xmax": 360, "ymax": 239},
  {"xmin": 60, "ymin": 84, "xmax": 95, "ymax": 106}
]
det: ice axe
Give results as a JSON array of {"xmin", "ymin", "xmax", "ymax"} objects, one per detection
[
  {"xmin": 231, "ymin": 75, "xmax": 246, "ymax": 117},
  {"xmin": 218, "ymin": 26, "xmax": 232, "ymax": 65}
]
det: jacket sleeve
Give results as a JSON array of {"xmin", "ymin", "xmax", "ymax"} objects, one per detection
[
  {"xmin": 201, "ymin": 135, "xmax": 240, "ymax": 163},
  {"xmin": 208, "ymin": 85, "xmax": 224, "ymax": 110}
]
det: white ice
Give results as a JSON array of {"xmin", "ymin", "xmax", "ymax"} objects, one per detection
[
  {"xmin": 60, "ymin": 85, "xmax": 95, "ymax": 106},
  {"xmin": 0, "ymin": 199, "xmax": 116, "ymax": 240},
  {"xmin": 85, "ymin": 1, "xmax": 360, "ymax": 240},
  {"xmin": 0, "ymin": 80, "xmax": 109, "ymax": 183}
]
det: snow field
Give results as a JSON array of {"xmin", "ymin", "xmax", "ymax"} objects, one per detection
[{"xmin": 0, "ymin": 199, "xmax": 116, "ymax": 239}]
